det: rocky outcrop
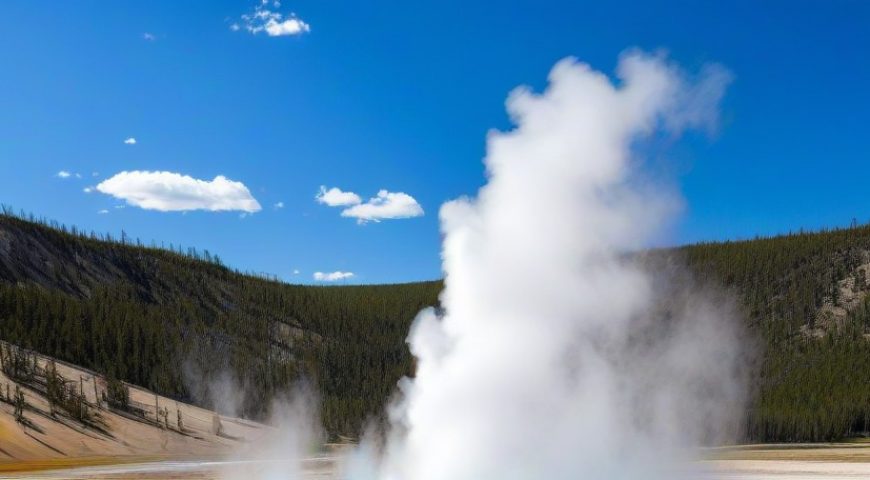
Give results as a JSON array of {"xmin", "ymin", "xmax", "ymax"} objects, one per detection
[{"xmin": 805, "ymin": 252, "xmax": 870, "ymax": 337}]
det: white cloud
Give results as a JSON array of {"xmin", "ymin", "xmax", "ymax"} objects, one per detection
[
  {"xmin": 124, "ymin": 137, "xmax": 137, "ymax": 145},
  {"xmin": 97, "ymin": 209, "xmax": 109, "ymax": 215},
  {"xmin": 263, "ymin": 17, "xmax": 309, "ymax": 36},
  {"xmin": 315, "ymin": 186, "xmax": 362, "ymax": 207},
  {"xmin": 292, "ymin": 269, "xmax": 300, "ymax": 275},
  {"xmin": 143, "ymin": 32, "xmax": 155, "ymax": 41},
  {"xmin": 274, "ymin": 201, "xmax": 285, "ymax": 209},
  {"xmin": 236, "ymin": 5, "xmax": 310, "ymax": 37},
  {"xmin": 56, "ymin": 171, "xmax": 82, "ymax": 179},
  {"xmin": 317, "ymin": 186, "xmax": 424, "ymax": 223},
  {"xmin": 341, "ymin": 190, "xmax": 424, "ymax": 223},
  {"xmin": 83, "ymin": 187, "xmax": 94, "ymax": 193},
  {"xmin": 95, "ymin": 170, "xmax": 262, "ymax": 213},
  {"xmin": 313, "ymin": 271, "xmax": 354, "ymax": 282}
]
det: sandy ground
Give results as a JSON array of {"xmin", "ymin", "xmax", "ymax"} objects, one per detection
[
  {"xmin": 0, "ymin": 457, "xmax": 338, "ymax": 479},
  {"xmin": 708, "ymin": 460, "xmax": 870, "ymax": 479},
  {"xmin": 3, "ymin": 447, "xmax": 870, "ymax": 479},
  {"xmin": 703, "ymin": 443, "xmax": 870, "ymax": 479},
  {"xmin": 0, "ymin": 345, "xmax": 269, "ymax": 466},
  {"xmin": 711, "ymin": 442, "xmax": 870, "ymax": 462},
  {"xmin": 2, "ymin": 456, "xmax": 870, "ymax": 479}
]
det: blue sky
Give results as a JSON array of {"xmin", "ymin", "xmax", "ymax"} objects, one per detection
[{"xmin": 1, "ymin": 1, "xmax": 868, "ymax": 284}]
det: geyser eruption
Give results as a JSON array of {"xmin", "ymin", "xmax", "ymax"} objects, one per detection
[{"xmin": 361, "ymin": 51, "xmax": 744, "ymax": 480}]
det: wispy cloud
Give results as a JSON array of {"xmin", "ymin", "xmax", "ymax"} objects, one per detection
[
  {"xmin": 274, "ymin": 201, "xmax": 285, "ymax": 209},
  {"xmin": 83, "ymin": 186, "xmax": 94, "ymax": 193},
  {"xmin": 235, "ymin": 2, "xmax": 310, "ymax": 37},
  {"xmin": 124, "ymin": 137, "xmax": 137, "ymax": 145},
  {"xmin": 315, "ymin": 186, "xmax": 361, "ymax": 207},
  {"xmin": 95, "ymin": 170, "xmax": 261, "ymax": 213},
  {"xmin": 97, "ymin": 209, "xmax": 109, "ymax": 215},
  {"xmin": 313, "ymin": 271, "xmax": 354, "ymax": 282},
  {"xmin": 143, "ymin": 33, "xmax": 156, "ymax": 41},
  {"xmin": 56, "ymin": 170, "xmax": 72, "ymax": 179}
]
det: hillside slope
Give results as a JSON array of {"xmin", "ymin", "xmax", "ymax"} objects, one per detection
[
  {"xmin": 0, "ymin": 340, "xmax": 264, "ymax": 467},
  {"xmin": 682, "ymin": 229, "xmax": 870, "ymax": 442},
  {"xmin": 0, "ymin": 211, "xmax": 440, "ymax": 437},
  {"xmin": 2, "ymin": 209, "xmax": 870, "ymax": 442}
]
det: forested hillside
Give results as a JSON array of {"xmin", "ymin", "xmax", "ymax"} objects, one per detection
[
  {"xmin": 1, "ymin": 207, "xmax": 870, "ymax": 442},
  {"xmin": 683, "ymin": 228, "xmax": 870, "ymax": 442},
  {"xmin": 0, "ymin": 208, "xmax": 440, "ymax": 436}
]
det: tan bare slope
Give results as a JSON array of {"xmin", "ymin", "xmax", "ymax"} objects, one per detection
[{"xmin": 0, "ymin": 342, "xmax": 268, "ymax": 471}]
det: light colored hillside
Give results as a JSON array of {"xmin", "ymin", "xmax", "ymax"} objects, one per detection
[{"xmin": 0, "ymin": 342, "xmax": 268, "ymax": 469}]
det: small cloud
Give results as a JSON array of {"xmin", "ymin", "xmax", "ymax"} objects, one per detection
[
  {"xmin": 75, "ymin": 173, "xmax": 82, "ymax": 179},
  {"xmin": 274, "ymin": 201, "xmax": 285, "ymax": 209},
  {"xmin": 92, "ymin": 172, "xmax": 99, "ymax": 177},
  {"xmin": 317, "ymin": 186, "xmax": 424, "ymax": 223},
  {"xmin": 341, "ymin": 190, "xmax": 424, "ymax": 224},
  {"xmin": 292, "ymin": 269, "xmax": 300, "ymax": 275},
  {"xmin": 143, "ymin": 32, "xmax": 156, "ymax": 41},
  {"xmin": 236, "ymin": 4, "xmax": 310, "ymax": 37},
  {"xmin": 96, "ymin": 170, "xmax": 261, "ymax": 213},
  {"xmin": 124, "ymin": 137, "xmax": 137, "ymax": 145},
  {"xmin": 97, "ymin": 209, "xmax": 109, "ymax": 215},
  {"xmin": 313, "ymin": 271, "xmax": 354, "ymax": 282},
  {"xmin": 315, "ymin": 186, "xmax": 361, "ymax": 207},
  {"xmin": 83, "ymin": 187, "xmax": 94, "ymax": 193},
  {"xmin": 57, "ymin": 170, "xmax": 71, "ymax": 179},
  {"xmin": 262, "ymin": 16, "xmax": 309, "ymax": 36},
  {"xmin": 114, "ymin": 205, "xmax": 125, "ymax": 209}
]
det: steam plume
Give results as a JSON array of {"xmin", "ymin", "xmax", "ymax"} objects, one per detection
[{"xmin": 359, "ymin": 51, "xmax": 743, "ymax": 480}]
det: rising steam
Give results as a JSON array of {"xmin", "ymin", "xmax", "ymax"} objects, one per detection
[
  {"xmin": 346, "ymin": 51, "xmax": 744, "ymax": 480},
  {"xmin": 216, "ymin": 50, "xmax": 745, "ymax": 480}
]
